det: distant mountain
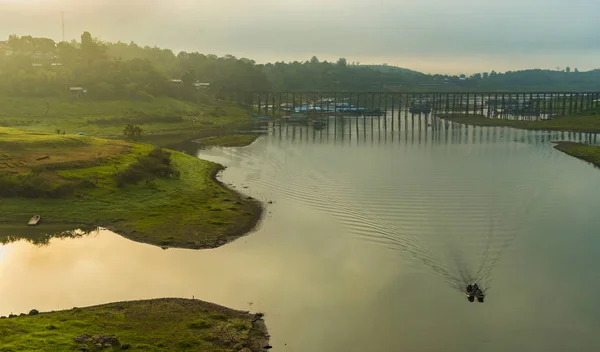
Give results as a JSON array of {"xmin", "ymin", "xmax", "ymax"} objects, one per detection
[{"xmin": 357, "ymin": 64, "xmax": 425, "ymax": 76}]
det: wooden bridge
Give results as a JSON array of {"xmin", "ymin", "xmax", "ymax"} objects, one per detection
[{"xmin": 233, "ymin": 91, "xmax": 600, "ymax": 121}]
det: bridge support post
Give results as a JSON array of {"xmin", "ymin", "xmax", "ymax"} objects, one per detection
[
  {"xmin": 466, "ymin": 93, "xmax": 470, "ymax": 115},
  {"xmin": 569, "ymin": 93, "xmax": 574, "ymax": 114}
]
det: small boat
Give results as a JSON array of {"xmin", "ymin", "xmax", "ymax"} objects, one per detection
[
  {"xmin": 312, "ymin": 121, "xmax": 327, "ymax": 129},
  {"xmin": 28, "ymin": 215, "xmax": 41, "ymax": 226},
  {"xmin": 288, "ymin": 113, "xmax": 308, "ymax": 123},
  {"xmin": 409, "ymin": 104, "xmax": 432, "ymax": 114}
]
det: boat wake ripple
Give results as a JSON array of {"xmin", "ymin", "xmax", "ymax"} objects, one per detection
[{"xmin": 222, "ymin": 138, "xmax": 566, "ymax": 294}]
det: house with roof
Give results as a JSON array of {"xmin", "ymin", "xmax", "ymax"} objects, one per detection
[
  {"xmin": 69, "ymin": 87, "xmax": 87, "ymax": 98},
  {"xmin": 193, "ymin": 82, "xmax": 210, "ymax": 89}
]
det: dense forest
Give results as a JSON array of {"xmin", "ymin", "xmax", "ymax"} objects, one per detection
[{"xmin": 1, "ymin": 32, "xmax": 600, "ymax": 102}]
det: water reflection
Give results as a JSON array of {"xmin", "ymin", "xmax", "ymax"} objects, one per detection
[
  {"xmin": 0, "ymin": 225, "xmax": 99, "ymax": 246},
  {"xmin": 261, "ymin": 116, "xmax": 600, "ymax": 147},
  {"xmin": 2, "ymin": 124, "xmax": 600, "ymax": 352}
]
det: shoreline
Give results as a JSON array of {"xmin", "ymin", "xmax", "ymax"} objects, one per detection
[
  {"xmin": 142, "ymin": 122, "xmax": 260, "ymax": 148},
  {"xmin": 0, "ymin": 298, "xmax": 270, "ymax": 351},
  {"xmin": 0, "ymin": 128, "xmax": 264, "ymax": 251},
  {"xmin": 552, "ymin": 141, "xmax": 600, "ymax": 169},
  {"xmin": 193, "ymin": 134, "xmax": 261, "ymax": 148},
  {"xmin": 207, "ymin": 163, "xmax": 265, "ymax": 246},
  {"xmin": 101, "ymin": 162, "xmax": 265, "ymax": 251},
  {"xmin": 29, "ymin": 158, "xmax": 265, "ymax": 251},
  {"xmin": 441, "ymin": 115, "xmax": 600, "ymax": 172},
  {"xmin": 440, "ymin": 113, "xmax": 600, "ymax": 134},
  {"xmin": 102, "ymin": 147, "xmax": 264, "ymax": 250},
  {"xmin": 0, "ymin": 131, "xmax": 272, "ymax": 351}
]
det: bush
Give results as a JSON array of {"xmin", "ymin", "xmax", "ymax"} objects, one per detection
[
  {"xmin": 124, "ymin": 124, "xmax": 144, "ymax": 140},
  {"xmin": 209, "ymin": 313, "xmax": 228, "ymax": 321},
  {"xmin": 116, "ymin": 148, "xmax": 179, "ymax": 187},
  {"xmin": 208, "ymin": 107, "xmax": 227, "ymax": 117},
  {"xmin": 0, "ymin": 171, "xmax": 92, "ymax": 198},
  {"xmin": 188, "ymin": 320, "xmax": 211, "ymax": 329}
]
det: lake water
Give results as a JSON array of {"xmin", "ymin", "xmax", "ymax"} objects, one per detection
[{"xmin": 2, "ymin": 117, "xmax": 600, "ymax": 351}]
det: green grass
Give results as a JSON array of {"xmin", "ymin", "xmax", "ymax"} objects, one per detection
[
  {"xmin": 0, "ymin": 127, "xmax": 261, "ymax": 249},
  {"xmin": 0, "ymin": 298, "xmax": 269, "ymax": 352},
  {"xmin": 553, "ymin": 142, "xmax": 600, "ymax": 169},
  {"xmin": 196, "ymin": 135, "xmax": 260, "ymax": 148},
  {"xmin": 0, "ymin": 126, "xmax": 131, "ymax": 174},
  {"xmin": 0, "ymin": 97, "xmax": 254, "ymax": 146},
  {"xmin": 440, "ymin": 108, "xmax": 600, "ymax": 133}
]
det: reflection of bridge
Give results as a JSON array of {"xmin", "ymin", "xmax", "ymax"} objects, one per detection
[
  {"xmin": 261, "ymin": 115, "xmax": 600, "ymax": 146},
  {"xmin": 235, "ymin": 91, "xmax": 600, "ymax": 123}
]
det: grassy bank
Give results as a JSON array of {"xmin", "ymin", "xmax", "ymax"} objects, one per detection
[
  {"xmin": 440, "ymin": 109, "xmax": 600, "ymax": 133},
  {"xmin": 194, "ymin": 135, "xmax": 260, "ymax": 148},
  {"xmin": 553, "ymin": 142, "xmax": 600, "ymax": 169},
  {"xmin": 0, "ymin": 298, "xmax": 269, "ymax": 352},
  {"xmin": 0, "ymin": 127, "xmax": 261, "ymax": 249},
  {"xmin": 0, "ymin": 97, "xmax": 255, "ymax": 147}
]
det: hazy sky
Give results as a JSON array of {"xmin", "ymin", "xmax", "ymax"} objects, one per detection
[{"xmin": 1, "ymin": 0, "xmax": 599, "ymax": 74}]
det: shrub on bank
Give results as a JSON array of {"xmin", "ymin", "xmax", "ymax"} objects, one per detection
[
  {"xmin": 0, "ymin": 147, "xmax": 180, "ymax": 198},
  {"xmin": 116, "ymin": 148, "xmax": 180, "ymax": 187},
  {"xmin": 0, "ymin": 171, "xmax": 94, "ymax": 198}
]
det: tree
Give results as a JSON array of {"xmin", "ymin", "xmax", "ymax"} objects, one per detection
[
  {"xmin": 34, "ymin": 38, "xmax": 56, "ymax": 54},
  {"xmin": 56, "ymin": 41, "xmax": 78, "ymax": 65},
  {"xmin": 124, "ymin": 124, "xmax": 143, "ymax": 140},
  {"xmin": 181, "ymin": 69, "xmax": 197, "ymax": 85},
  {"xmin": 8, "ymin": 35, "xmax": 35, "ymax": 53},
  {"xmin": 574, "ymin": 68, "xmax": 579, "ymax": 73},
  {"xmin": 4, "ymin": 31, "xmax": 600, "ymax": 99},
  {"xmin": 565, "ymin": 66, "xmax": 571, "ymax": 73},
  {"xmin": 81, "ymin": 31, "xmax": 107, "ymax": 66}
]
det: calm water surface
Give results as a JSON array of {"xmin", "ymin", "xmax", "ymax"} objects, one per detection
[{"xmin": 1, "ymin": 118, "xmax": 600, "ymax": 351}]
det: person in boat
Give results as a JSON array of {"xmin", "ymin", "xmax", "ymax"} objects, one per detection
[
  {"xmin": 475, "ymin": 289, "xmax": 485, "ymax": 303},
  {"xmin": 465, "ymin": 284, "xmax": 475, "ymax": 302}
]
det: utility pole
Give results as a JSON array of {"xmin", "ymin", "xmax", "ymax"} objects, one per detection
[{"xmin": 61, "ymin": 12, "xmax": 65, "ymax": 42}]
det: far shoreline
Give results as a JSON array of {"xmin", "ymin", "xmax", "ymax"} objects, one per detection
[
  {"xmin": 439, "ymin": 114, "xmax": 600, "ymax": 172},
  {"xmin": 440, "ymin": 113, "xmax": 600, "ymax": 134}
]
